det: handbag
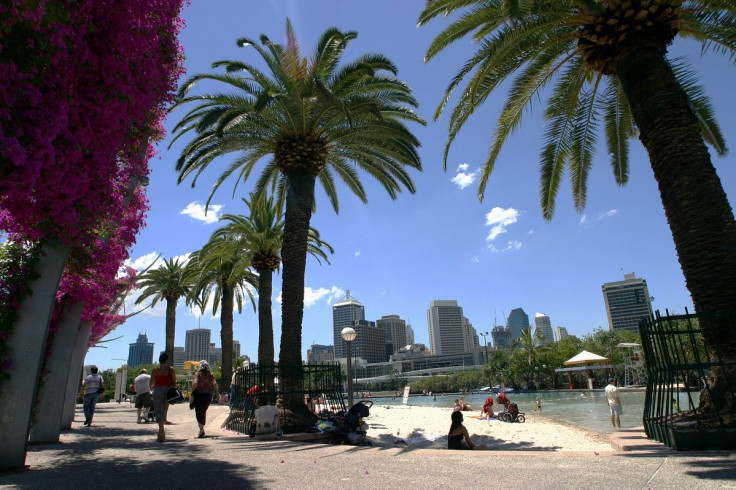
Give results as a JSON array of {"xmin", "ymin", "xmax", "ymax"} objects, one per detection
[{"xmin": 167, "ymin": 387, "xmax": 184, "ymax": 404}]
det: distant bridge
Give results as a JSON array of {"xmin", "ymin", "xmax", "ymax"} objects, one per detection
[{"xmin": 355, "ymin": 364, "xmax": 483, "ymax": 384}]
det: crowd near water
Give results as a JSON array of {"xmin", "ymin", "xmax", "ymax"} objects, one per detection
[{"xmin": 358, "ymin": 390, "xmax": 695, "ymax": 434}]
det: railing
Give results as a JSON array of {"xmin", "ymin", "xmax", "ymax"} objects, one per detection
[
  {"xmin": 639, "ymin": 308, "xmax": 736, "ymax": 450},
  {"xmin": 222, "ymin": 363, "xmax": 345, "ymax": 435}
]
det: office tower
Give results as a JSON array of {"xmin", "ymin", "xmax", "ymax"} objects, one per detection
[
  {"xmin": 507, "ymin": 307, "xmax": 529, "ymax": 342},
  {"xmin": 427, "ymin": 300, "xmax": 466, "ymax": 356},
  {"xmin": 127, "ymin": 333, "xmax": 154, "ymax": 367},
  {"xmin": 405, "ymin": 324, "xmax": 415, "ymax": 345},
  {"xmin": 491, "ymin": 325, "xmax": 512, "ymax": 349},
  {"xmin": 534, "ymin": 313, "xmax": 554, "ymax": 346},
  {"xmin": 463, "ymin": 317, "xmax": 479, "ymax": 352},
  {"xmin": 555, "ymin": 326, "xmax": 569, "ymax": 342},
  {"xmin": 185, "ymin": 328, "xmax": 211, "ymax": 362},
  {"xmin": 172, "ymin": 347, "xmax": 185, "ymax": 369},
  {"xmin": 332, "ymin": 290, "xmax": 365, "ymax": 359},
  {"xmin": 307, "ymin": 344, "xmax": 334, "ymax": 364},
  {"xmin": 208, "ymin": 343, "xmax": 222, "ymax": 364},
  {"xmin": 376, "ymin": 314, "xmax": 407, "ymax": 357},
  {"xmin": 602, "ymin": 272, "xmax": 654, "ymax": 331},
  {"xmin": 352, "ymin": 320, "xmax": 387, "ymax": 363},
  {"xmin": 232, "ymin": 340, "xmax": 241, "ymax": 360}
]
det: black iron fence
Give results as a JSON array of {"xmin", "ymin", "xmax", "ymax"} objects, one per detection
[
  {"xmin": 222, "ymin": 363, "xmax": 345, "ymax": 435},
  {"xmin": 639, "ymin": 308, "xmax": 736, "ymax": 450}
]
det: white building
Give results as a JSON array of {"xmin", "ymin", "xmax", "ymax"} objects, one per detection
[
  {"xmin": 534, "ymin": 313, "xmax": 554, "ymax": 345},
  {"xmin": 602, "ymin": 272, "xmax": 654, "ymax": 331},
  {"xmin": 185, "ymin": 328, "xmax": 211, "ymax": 362},
  {"xmin": 555, "ymin": 326, "xmax": 569, "ymax": 342},
  {"xmin": 427, "ymin": 300, "xmax": 466, "ymax": 356}
]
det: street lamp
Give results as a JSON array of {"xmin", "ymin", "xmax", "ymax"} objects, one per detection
[
  {"xmin": 341, "ymin": 327, "xmax": 357, "ymax": 408},
  {"xmin": 480, "ymin": 332, "xmax": 490, "ymax": 364}
]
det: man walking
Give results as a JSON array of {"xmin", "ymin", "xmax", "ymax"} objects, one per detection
[
  {"xmin": 82, "ymin": 365, "xmax": 104, "ymax": 426},
  {"xmin": 134, "ymin": 368, "xmax": 152, "ymax": 423},
  {"xmin": 605, "ymin": 377, "xmax": 623, "ymax": 428}
]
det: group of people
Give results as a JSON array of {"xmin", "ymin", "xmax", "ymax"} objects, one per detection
[{"xmin": 478, "ymin": 391, "xmax": 512, "ymax": 419}]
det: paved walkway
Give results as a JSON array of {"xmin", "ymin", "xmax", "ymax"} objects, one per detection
[{"xmin": 1, "ymin": 403, "xmax": 734, "ymax": 489}]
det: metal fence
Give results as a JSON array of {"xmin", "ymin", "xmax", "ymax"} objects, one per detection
[
  {"xmin": 639, "ymin": 308, "xmax": 736, "ymax": 450},
  {"xmin": 221, "ymin": 363, "xmax": 345, "ymax": 435}
]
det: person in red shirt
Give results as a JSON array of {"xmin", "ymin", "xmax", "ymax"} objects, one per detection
[
  {"xmin": 480, "ymin": 396, "xmax": 494, "ymax": 418},
  {"xmin": 496, "ymin": 392, "xmax": 511, "ymax": 410}
]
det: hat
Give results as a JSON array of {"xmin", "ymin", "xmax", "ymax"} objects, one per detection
[{"xmin": 608, "ymin": 377, "xmax": 615, "ymax": 383}]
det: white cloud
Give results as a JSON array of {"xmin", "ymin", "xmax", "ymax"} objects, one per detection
[
  {"xmin": 354, "ymin": 251, "xmax": 361, "ymax": 257},
  {"xmin": 470, "ymin": 256, "xmax": 480, "ymax": 263},
  {"xmin": 125, "ymin": 251, "xmax": 161, "ymax": 271},
  {"xmin": 180, "ymin": 201, "xmax": 223, "ymax": 224},
  {"xmin": 485, "ymin": 206, "xmax": 520, "ymax": 242},
  {"xmin": 579, "ymin": 214, "xmax": 588, "ymax": 225},
  {"xmin": 450, "ymin": 162, "xmax": 476, "ymax": 189},
  {"xmin": 488, "ymin": 240, "xmax": 523, "ymax": 253},
  {"xmin": 457, "ymin": 163, "xmax": 469, "ymax": 172},
  {"xmin": 276, "ymin": 286, "xmax": 345, "ymax": 309},
  {"xmin": 597, "ymin": 209, "xmax": 618, "ymax": 220}
]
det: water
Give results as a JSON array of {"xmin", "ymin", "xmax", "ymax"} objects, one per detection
[{"xmin": 361, "ymin": 390, "xmax": 696, "ymax": 434}]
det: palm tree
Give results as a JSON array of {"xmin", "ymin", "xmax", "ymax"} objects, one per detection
[
  {"xmin": 170, "ymin": 19, "xmax": 424, "ymax": 403},
  {"xmin": 215, "ymin": 194, "xmax": 334, "ymax": 368},
  {"xmin": 186, "ymin": 239, "xmax": 257, "ymax": 387},
  {"xmin": 134, "ymin": 258, "xmax": 192, "ymax": 361},
  {"xmin": 514, "ymin": 326, "xmax": 544, "ymax": 387},
  {"xmin": 419, "ymin": 0, "xmax": 736, "ymax": 417}
]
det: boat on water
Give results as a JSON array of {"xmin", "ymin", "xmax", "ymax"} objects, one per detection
[{"xmin": 493, "ymin": 385, "xmax": 514, "ymax": 394}]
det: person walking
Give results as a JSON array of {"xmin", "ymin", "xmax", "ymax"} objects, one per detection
[
  {"xmin": 605, "ymin": 377, "xmax": 623, "ymax": 428},
  {"xmin": 191, "ymin": 360, "xmax": 218, "ymax": 438},
  {"xmin": 134, "ymin": 368, "xmax": 152, "ymax": 423},
  {"xmin": 150, "ymin": 352, "xmax": 176, "ymax": 442},
  {"xmin": 82, "ymin": 365, "xmax": 104, "ymax": 426}
]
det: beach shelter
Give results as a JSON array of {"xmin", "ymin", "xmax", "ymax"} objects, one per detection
[{"xmin": 560, "ymin": 350, "xmax": 612, "ymax": 389}]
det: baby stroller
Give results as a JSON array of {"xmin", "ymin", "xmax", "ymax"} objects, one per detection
[
  {"xmin": 498, "ymin": 402, "xmax": 525, "ymax": 423},
  {"xmin": 333, "ymin": 400, "xmax": 373, "ymax": 446}
]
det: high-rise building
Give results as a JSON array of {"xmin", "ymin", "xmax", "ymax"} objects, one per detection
[
  {"xmin": 232, "ymin": 340, "xmax": 241, "ymax": 360},
  {"xmin": 208, "ymin": 343, "xmax": 222, "ymax": 364},
  {"xmin": 507, "ymin": 307, "xmax": 529, "ymax": 342},
  {"xmin": 462, "ymin": 317, "xmax": 479, "ymax": 352},
  {"xmin": 352, "ymin": 320, "xmax": 387, "ymax": 363},
  {"xmin": 376, "ymin": 314, "xmax": 407, "ymax": 357},
  {"xmin": 602, "ymin": 272, "xmax": 654, "ymax": 331},
  {"xmin": 555, "ymin": 326, "xmax": 569, "ymax": 342},
  {"xmin": 332, "ymin": 291, "xmax": 365, "ymax": 359},
  {"xmin": 185, "ymin": 328, "xmax": 211, "ymax": 362},
  {"xmin": 491, "ymin": 325, "xmax": 512, "ymax": 349},
  {"xmin": 534, "ymin": 313, "xmax": 554, "ymax": 346},
  {"xmin": 307, "ymin": 344, "xmax": 334, "ymax": 364},
  {"xmin": 127, "ymin": 333, "xmax": 154, "ymax": 367},
  {"xmin": 172, "ymin": 347, "xmax": 185, "ymax": 369},
  {"xmin": 405, "ymin": 324, "xmax": 415, "ymax": 345},
  {"xmin": 427, "ymin": 300, "xmax": 466, "ymax": 356}
]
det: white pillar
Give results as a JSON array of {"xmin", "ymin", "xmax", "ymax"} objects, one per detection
[
  {"xmin": 60, "ymin": 321, "xmax": 91, "ymax": 429},
  {"xmin": 0, "ymin": 242, "xmax": 68, "ymax": 471},
  {"xmin": 28, "ymin": 301, "xmax": 84, "ymax": 443}
]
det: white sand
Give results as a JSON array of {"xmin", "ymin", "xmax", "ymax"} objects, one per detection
[{"xmin": 362, "ymin": 405, "xmax": 613, "ymax": 452}]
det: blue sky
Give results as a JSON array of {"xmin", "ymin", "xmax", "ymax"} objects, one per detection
[{"xmin": 86, "ymin": 1, "xmax": 736, "ymax": 370}]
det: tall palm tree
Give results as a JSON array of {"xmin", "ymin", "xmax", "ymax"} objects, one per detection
[
  {"xmin": 134, "ymin": 258, "xmax": 192, "ymax": 361},
  {"xmin": 170, "ymin": 19, "xmax": 424, "ymax": 403},
  {"xmin": 216, "ymin": 194, "xmax": 334, "ymax": 368},
  {"xmin": 419, "ymin": 0, "xmax": 736, "ymax": 417},
  {"xmin": 514, "ymin": 326, "xmax": 544, "ymax": 388},
  {"xmin": 186, "ymin": 239, "xmax": 257, "ymax": 386}
]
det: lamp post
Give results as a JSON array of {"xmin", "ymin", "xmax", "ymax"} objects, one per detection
[
  {"xmin": 341, "ymin": 327, "xmax": 357, "ymax": 408},
  {"xmin": 480, "ymin": 332, "xmax": 490, "ymax": 364}
]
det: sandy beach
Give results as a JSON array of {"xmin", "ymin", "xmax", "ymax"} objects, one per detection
[{"xmin": 361, "ymin": 405, "xmax": 613, "ymax": 452}]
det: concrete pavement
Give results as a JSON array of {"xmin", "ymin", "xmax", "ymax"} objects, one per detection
[{"xmin": 1, "ymin": 402, "xmax": 734, "ymax": 489}]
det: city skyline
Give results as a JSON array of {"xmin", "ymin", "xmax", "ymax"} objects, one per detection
[{"xmin": 83, "ymin": 1, "xmax": 734, "ymax": 371}]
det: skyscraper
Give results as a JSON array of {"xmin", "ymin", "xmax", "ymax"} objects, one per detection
[
  {"xmin": 462, "ymin": 317, "xmax": 479, "ymax": 352},
  {"xmin": 352, "ymin": 320, "xmax": 387, "ymax": 363},
  {"xmin": 332, "ymin": 291, "xmax": 365, "ymax": 359},
  {"xmin": 376, "ymin": 314, "xmax": 407, "ymax": 357},
  {"xmin": 232, "ymin": 340, "xmax": 241, "ymax": 360},
  {"xmin": 491, "ymin": 325, "xmax": 511, "ymax": 349},
  {"xmin": 507, "ymin": 307, "xmax": 529, "ymax": 342},
  {"xmin": 555, "ymin": 326, "xmax": 569, "ymax": 342},
  {"xmin": 405, "ymin": 324, "xmax": 415, "ymax": 345},
  {"xmin": 427, "ymin": 300, "xmax": 466, "ymax": 356},
  {"xmin": 208, "ymin": 343, "xmax": 222, "ymax": 364},
  {"xmin": 127, "ymin": 333, "xmax": 154, "ymax": 367},
  {"xmin": 602, "ymin": 272, "xmax": 654, "ymax": 331},
  {"xmin": 307, "ymin": 344, "xmax": 334, "ymax": 364},
  {"xmin": 185, "ymin": 328, "xmax": 211, "ymax": 362},
  {"xmin": 172, "ymin": 346, "xmax": 185, "ymax": 369},
  {"xmin": 534, "ymin": 313, "xmax": 554, "ymax": 345}
]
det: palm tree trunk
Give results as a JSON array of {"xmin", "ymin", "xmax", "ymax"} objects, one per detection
[
  {"xmin": 617, "ymin": 49, "xmax": 736, "ymax": 419},
  {"xmin": 279, "ymin": 170, "xmax": 316, "ymax": 411},
  {"xmin": 221, "ymin": 278, "xmax": 234, "ymax": 386},
  {"xmin": 165, "ymin": 297, "xmax": 177, "ymax": 362},
  {"xmin": 257, "ymin": 268, "xmax": 274, "ymax": 367}
]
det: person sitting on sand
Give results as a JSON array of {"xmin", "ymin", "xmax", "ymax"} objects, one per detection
[
  {"xmin": 459, "ymin": 396, "xmax": 473, "ymax": 411},
  {"xmin": 454, "ymin": 399, "xmax": 464, "ymax": 412},
  {"xmin": 448, "ymin": 411, "xmax": 488, "ymax": 450},
  {"xmin": 480, "ymin": 396, "xmax": 494, "ymax": 418}
]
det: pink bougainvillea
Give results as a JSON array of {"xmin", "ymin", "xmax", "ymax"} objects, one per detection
[{"xmin": 0, "ymin": 1, "xmax": 187, "ymax": 363}]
